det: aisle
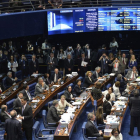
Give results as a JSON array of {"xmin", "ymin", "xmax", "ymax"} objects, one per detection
[{"xmin": 121, "ymin": 109, "xmax": 140, "ymax": 140}]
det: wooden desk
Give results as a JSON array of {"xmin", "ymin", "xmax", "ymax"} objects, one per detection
[
  {"xmin": 103, "ymin": 103, "xmax": 128, "ymax": 140},
  {"xmin": 0, "ymin": 77, "xmax": 39, "ymax": 106},
  {"xmin": 32, "ymin": 75, "xmax": 79, "ymax": 118},
  {"xmin": 54, "ymin": 76, "xmax": 115, "ymax": 140}
]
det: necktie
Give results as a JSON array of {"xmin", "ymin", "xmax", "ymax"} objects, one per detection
[
  {"xmin": 123, "ymin": 58, "xmax": 125, "ymax": 64},
  {"xmin": 54, "ymin": 74, "xmax": 57, "ymax": 82},
  {"xmin": 132, "ymin": 72, "xmax": 134, "ymax": 79},
  {"xmin": 27, "ymin": 91, "xmax": 31, "ymax": 100},
  {"xmin": 114, "ymin": 63, "xmax": 117, "ymax": 68}
]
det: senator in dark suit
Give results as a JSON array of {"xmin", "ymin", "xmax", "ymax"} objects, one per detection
[
  {"xmin": 103, "ymin": 94, "xmax": 112, "ymax": 116},
  {"xmin": 65, "ymin": 54, "xmax": 74, "ymax": 74},
  {"xmin": 78, "ymin": 53, "xmax": 88, "ymax": 77},
  {"xmin": 86, "ymin": 112, "xmax": 103, "ymax": 140},
  {"xmin": 47, "ymin": 100, "xmax": 60, "ymax": 124},
  {"xmin": 5, "ymin": 110, "xmax": 22, "ymax": 140},
  {"xmin": 129, "ymin": 90, "xmax": 140, "ymax": 136},
  {"xmin": 51, "ymin": 68, "xmax": 62, "ymax": 83},
  {"xmin": 13, "ymin": 92, "xmax": 23, "ymax": 115},
  {"xmin": 44, "ymin": 73, "xmax": 51, "ymax": 85},
  {"xmin": 73, "ymin": 79, "xmax": 83, "ymax": 97},
  {"xmin": 83, "ymin": 71, "xmax": 94, "ymax": 88},
  {"xmin": 46, "ymin": 53, "xmax": 58, "ymax": 72},
  {"xmin": 6, "ymin": 71, "xmax": 17, "ymax": 87},
  {"xmin": 74, "ymin": 44, "xmax": 83, "ymax": 59},
  {"xmin": 98, "ymin": 53, "xmax": 110, "ymax": 74},
  {"xmin": 20, "ymin": 97, "xmax": 33, "ymax": 140},
  {"xmin": 0, "ymin": 105, "xmax": 11, "ymax": 122},
  {"xmin": 92, "ymin": 67, "xmax": 102, "ymax": 83},
  {"xmin": 64, "ymin": 86, "xmax": 74, "ymax": 102},
  {"xmin": 22, "ymin": 84, "xmax": 32, "ymax": 101},
  {"xmin": 29, "ymin": 55, "xmax": 39, "ymax": 75}
]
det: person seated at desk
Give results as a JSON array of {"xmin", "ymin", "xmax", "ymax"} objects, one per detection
[
  {"xmin": 92, "ymin": 67, "xmax": 102, "ymax": 83},
  {"xmin": 5, "ymin": 110, "xmax": 23, "ymax": 140},
  {"xmin": 96, "ymin": 106, "xmax": 105, "ymax": 125},
  {"xmin": 128, "ymin": 85, "xmax": 137, "ymax": 99},
  {"xmin": 102, "ymin": 87, "xmax": 115, "ymax": 102},
  {"xmin": 109, "ymin": 57, "xmax": 121, "ymax": 75},
  {"xmin": 117, "ymin": 74, "xmax": 126, "ymax": 91},
  {"xmin": 83, "ymin": 71, "xmax": 94, "ymax": 88},
  {"xmin": 35, "ymin": 77, "xmax": 49, "ymax": 96},
  {"xmin": 73, "ymin": 79, "xmax": 83, "ymax": 97},
  {"xmin": 13, "ymin": 92, "xmax": 23, "ymax": 115},
  {"xmin": 44, "ymin": 73, "xmax": 51, "ymax": 86},
  {"xmin": 110, "ymin": 128, "xmax": 123, "ymax": 140},
  {"xmin": 0, "ymin": 105, "xmax": 11, "ymax": 122},
  {"xmin": 57, "ymin": 95, "xmax": 73, "ymax": 115},
  {"xmin": 22, "ymin": 84, "xmax": 32, "ymax": 101},
  {"xmin": 64, "ymin": 86, "xmax": 75, "ymax": 102},
  {"xmin": 47, "ymin": 100, "xmax": 61, "ymax": 125},
  {"xmin": 128, "ymin": 54, "xmax": 137, "ymax": 69},
  {"xmin": 113, "ymin": 81, "xmax": 121, "ymax": 98},
  {"xmin": 86, "ymin": 112, "xmax": 103, "ymax": 140},
  {"xmin": 124, "ymin": 66, "xmax": 139, "ymax": 82},
  {"xmin": 103, "ymin": 94, "xmax": 116, "ymax": 117},
  {"xmin": 91, "ymin": 82, "xmax": 102, "ymax": 101},
  {"xmin": 51, "ymin": 68, "xmax": 62, "ymax": 84},
  {"xmin": 6, "ymin": 71, "xmax": 18, "ymax": 87}
]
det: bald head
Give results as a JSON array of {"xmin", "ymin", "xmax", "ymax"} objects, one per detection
[{"xmin": 10, "ymin": 110, "xmax": 17, "ymax": 118}]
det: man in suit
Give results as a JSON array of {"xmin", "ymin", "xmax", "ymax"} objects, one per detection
[
  {"xmin": 47, "ymin": 100, "xmax": 61, "ymax": 124},
  {"xmin": 129, "ymin": 90, "xmax": 140, "ymax": 136},
  {"xmin": 29, "ymin": 55, "xmax": 39, "ymax": 75},
  {"xmin": 19, "ymin": 97, "xmax": 33, "ymax": 140},
  {"xmin": 84, "ymin": 44, "xmax": 92, "ymax": 61},
  {"xmin": 98, "ymin": 52, "xmax": 110, "ymax": 74},
  {"xmin": 8, "ymin": 41, "xmax": 16, "ymax": 55},
  {"xmin": 92, "ymin": 67, "xmax": 102, "ymax": 83},
  {"xmin": 6, "ymin": 71, "xmax": 18, "ymax": 87},
  {"xmin": 22, "ymin": 84, "xmax": 32, "ymax": 101},
  {"xmin": 51, "ymin": 68, "xmax": 62, "ymax": 83},
  {"xmin": 97, "ymin": 45, "xmax": 108, "ymax": 59},
  {"xmin": 34, "ymin": 77, "xmax": 49, "ymax": 96},
  {"xmin": 51, "ymin": 46, "xmax": 58, "ymax": 58},
  {"xmin": 65, "ymin": 54, "xmax": 74, "ymax": 74},
  {"xmin": 44, "ymin": 73, "xmax": 51, "ymax": 86},
  {"xmin": 128, "ymin": 85, "xmax": 136, "ymax": 98},
  {"xmin": 119, "ymin": 53, "xmax": 128, "ymax": 74},
  {"xmin": 124, "ymin": 66, "xmax": 139, "ymax": 82},
  {"xmin": 0, "ymin": 105, "xmax": 11, "ymax": 122},
  {"xmin": 5, "ymin": 110, "xmax": 22, "ymax": 140},
  {"xmin": 42, "ymin": 39, "xmax": 51, "ymax": 54},
  {"xmin": 64, "ymin": 86, "xmax": 75, "ymax": 102},
  {"xmin": 78, "ymin": 53, "xmax": 88, "ymax": 77},
  {"xmin": 74, "ymin": 44, "xmax": 83, "ymax": 60},
  {"xmin": 13, "ymin": 92, "xmax": 23, "ymax": 115},
  {"xmin": 20, "ymin": 54, "xmax": 28, "ymax": 78},
  {"xmin": 85, "ymin": 112, "xmax": 103, "ymax": 140},
  {"xmin": 46, "ymin": 52, "xmax": 58, "ymax": 72}
]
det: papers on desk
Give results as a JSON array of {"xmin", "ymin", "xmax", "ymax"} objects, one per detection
[
  {"xmin": 66, "ymin": 74, "xmax": 73, "ymax": 78},
  {"xmin": 53, "ymin": 85, "xmax": 60, "ymax": 88},
  {"xmin": 71, "ymin": 72, "xmax": 78, "ymax": 76},
  {"xmin": 31, "ymin": 73, "xmax": 42, "ymax": 77},
  {"xmin": 23, "ymin": 81, "xmax": 27, "ymax": 84},
  {"xmin": 104, "ymin": 129, "xmax": 112, "ymax": 133},
  {"xmin": 72, "ymin": 102, "xmax": 82, "ymax": 106},
  {"xmin": 81, "ymin": 61, "xmax": 88, "ymax": 66},
  {"xmin": 130, "ymin": 82, "xmax": 137, "ymax": 86},
  {"xmin": 60, "ymin": 113, "xmax": 73, "ymax": 123},
  {"xmin": 118, "ymin": 96, "xmax": 128, "ymax": 101},
  {"xmin": 32, "ymin": 100, "xmax": 40, "ymax": 103},
  {"xmin": 109, "ymin": 73, "xmax": 115, "ymax": 76},
  {"xmin": 98, "ymin": 78, "xmax": 105, "ymax": 82},
  {"xmin": 86, "ymin": 87, "xmax": 92, "ymax": 90},
  {"xmin": 67, "ymin": 106, "xmax": 76, "ymax": 113},
  {"xmin": 136, "ymin": 78, "xmax": 140, "ymax": 82}
]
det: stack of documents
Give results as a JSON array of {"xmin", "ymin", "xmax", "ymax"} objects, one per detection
[
  {"xmin": 118, "ymin": 96, "xmax": 128, "ymax": 101},
  {"xmin": 67, "ymin": 106, "xmax": 76, "ymax": 113},
  {"xmin": 109, "ymin": 73, "xmax": 115, "ymax": 76}
]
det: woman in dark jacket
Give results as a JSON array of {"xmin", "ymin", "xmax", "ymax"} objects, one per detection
[
  {"xmin": 64, "ymin": 86, "xmax": 75, "ymax": 102},
  {"xmin": 73, "ymin": 79, "xmax": 83, "ymax": 97}
]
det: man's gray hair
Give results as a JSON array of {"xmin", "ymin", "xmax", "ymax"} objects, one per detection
[
  {"xmin": 117, "ymin": 74, "xmax": 122, "ymax": 81},
  {"xmin": 53, "ymin": 100, "xmax": 58, "ymax": 106},
  {"xmin": 87, "ymin": 112, "xmax": 94, "ymax": 120},
  {"xmin": 7, "ymin": 71, "xmax": 12, "ymax": 76},
  {"xmin": 95, "ymin": 66, "xmax": 101, "ymax": 71},
  {"xmin": 67, "ymin": 54, "xmax": 71, "ymax": 57},
  {"xmin": 38, "ymin": 77, "xmax": 43, "ymax": 82},
  {"xmin": 10, "ymin": 110, "xmax": 17, "ymax": 118}
]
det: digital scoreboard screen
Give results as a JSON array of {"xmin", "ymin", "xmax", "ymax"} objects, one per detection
[{"xmin": 47, "ymin": 7, "xmax": 140, "ymax": 35}]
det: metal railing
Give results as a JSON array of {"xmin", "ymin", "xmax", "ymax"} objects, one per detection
[{"xmin": 0, "ymin": 0, "xmax": 140, "ymax": 13}]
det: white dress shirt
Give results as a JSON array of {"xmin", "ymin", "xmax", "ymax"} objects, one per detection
[
  {"xmin": 110, "ymin": 41, "xmax": 118, "ymax": 48},
  {"xmin": 110, "ymin": 133, "xmax": 123, "ymax": 140},
  {"xmin": 102, "ymin": 90, "xmax": 115, "ymax": 102},
  {"xmin": 113, "ymin": 84, "xmax": 121, "ymax": 98},
  {"xmin": 4, "ymin": 111, "xmax": 11, "ymax": 118},
  {"xmin": 114, "ymin": 62, "xmax": 119, "ymax": 71}
]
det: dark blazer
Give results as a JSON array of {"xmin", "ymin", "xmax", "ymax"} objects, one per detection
[
  {"xmin": 5, "ymin": 118, "xmax": 23, "ymax": 140},
  {"xmin": 92, "ymin": 71, "xmax": 102, "ymax": 82},
  {"xmin": 51, "ymin": 72, "xmax": 62, "ymax": 83},
  {"xmin": 51, "ymin": 50, "xmax": 58, "ymax": 58},
  {"xmin": 13, "ymin": 98, "xmax": 22, "ymax": 115},
  {"xmin": 97, "ymin": 49, "xmax": 108, "ymax": 59},
  {"xmin": 74, "ymin": 48, "xmax": 83, "ymax": 59},
  {"xmin": 65, "ymin": 59, "xmax": 74, "ymax": 74},
  {"xmin": 103, "ymin": 101, "xmax": 112, "ymax": 116},
  {"xmin": 91, "ymin": 88, "xmax": 102, "ymax": 101},
  {"xmin": 47, "ymin": 105, "xmax": 60, "ymax": 123},
  {"xmin": 83, "ymin": 76, "xmax": 94, "ymax": 88},
  {"xmin": 64, "ymin": 90, "xmax": 73, "ymax": 102},
  {"xmin": 6, "ymin": 76, "xmax": 15, "ymax": 87},
  {"xmin": 85, "ymin": 49, "xmax": 92, "ymax": 59},
  {"xmin": 44, "ymin": 77, "xmax": 51, "ymax": 85},
  {"xmin": 73, "ymin": 85, "xmax": 82, "ymax": 97},
  {"xmin": 22, "ymin": 104, "xmax": 33, "ymax": 128},
  {"xmin": 29, "ymin": 59, "xmax": 39, "ymax": 75},
  {"xmin": 78, "ymin": 57, "xmax": 89, "ymax": 69},
  {"xmin": 46, "ymin": 57, "xmax": 58, "ymax": 71},
  {"xmin": 0, "ymin": 111, "xmax": 10, "ymax": 122},
  {"xmin": 129, "ymin": 96, "xmax": 140, "ymax": 116},
  {"xmin": 85, "ymin": 120, "xmax": 101, "ymax": 137},
  {"xmin": 22, "ymin": 89, "xmax": 32, "ymax": 101},
  {"xmin": 19, "ymin": 59, "xmax": 28, "ymax": 71}
]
